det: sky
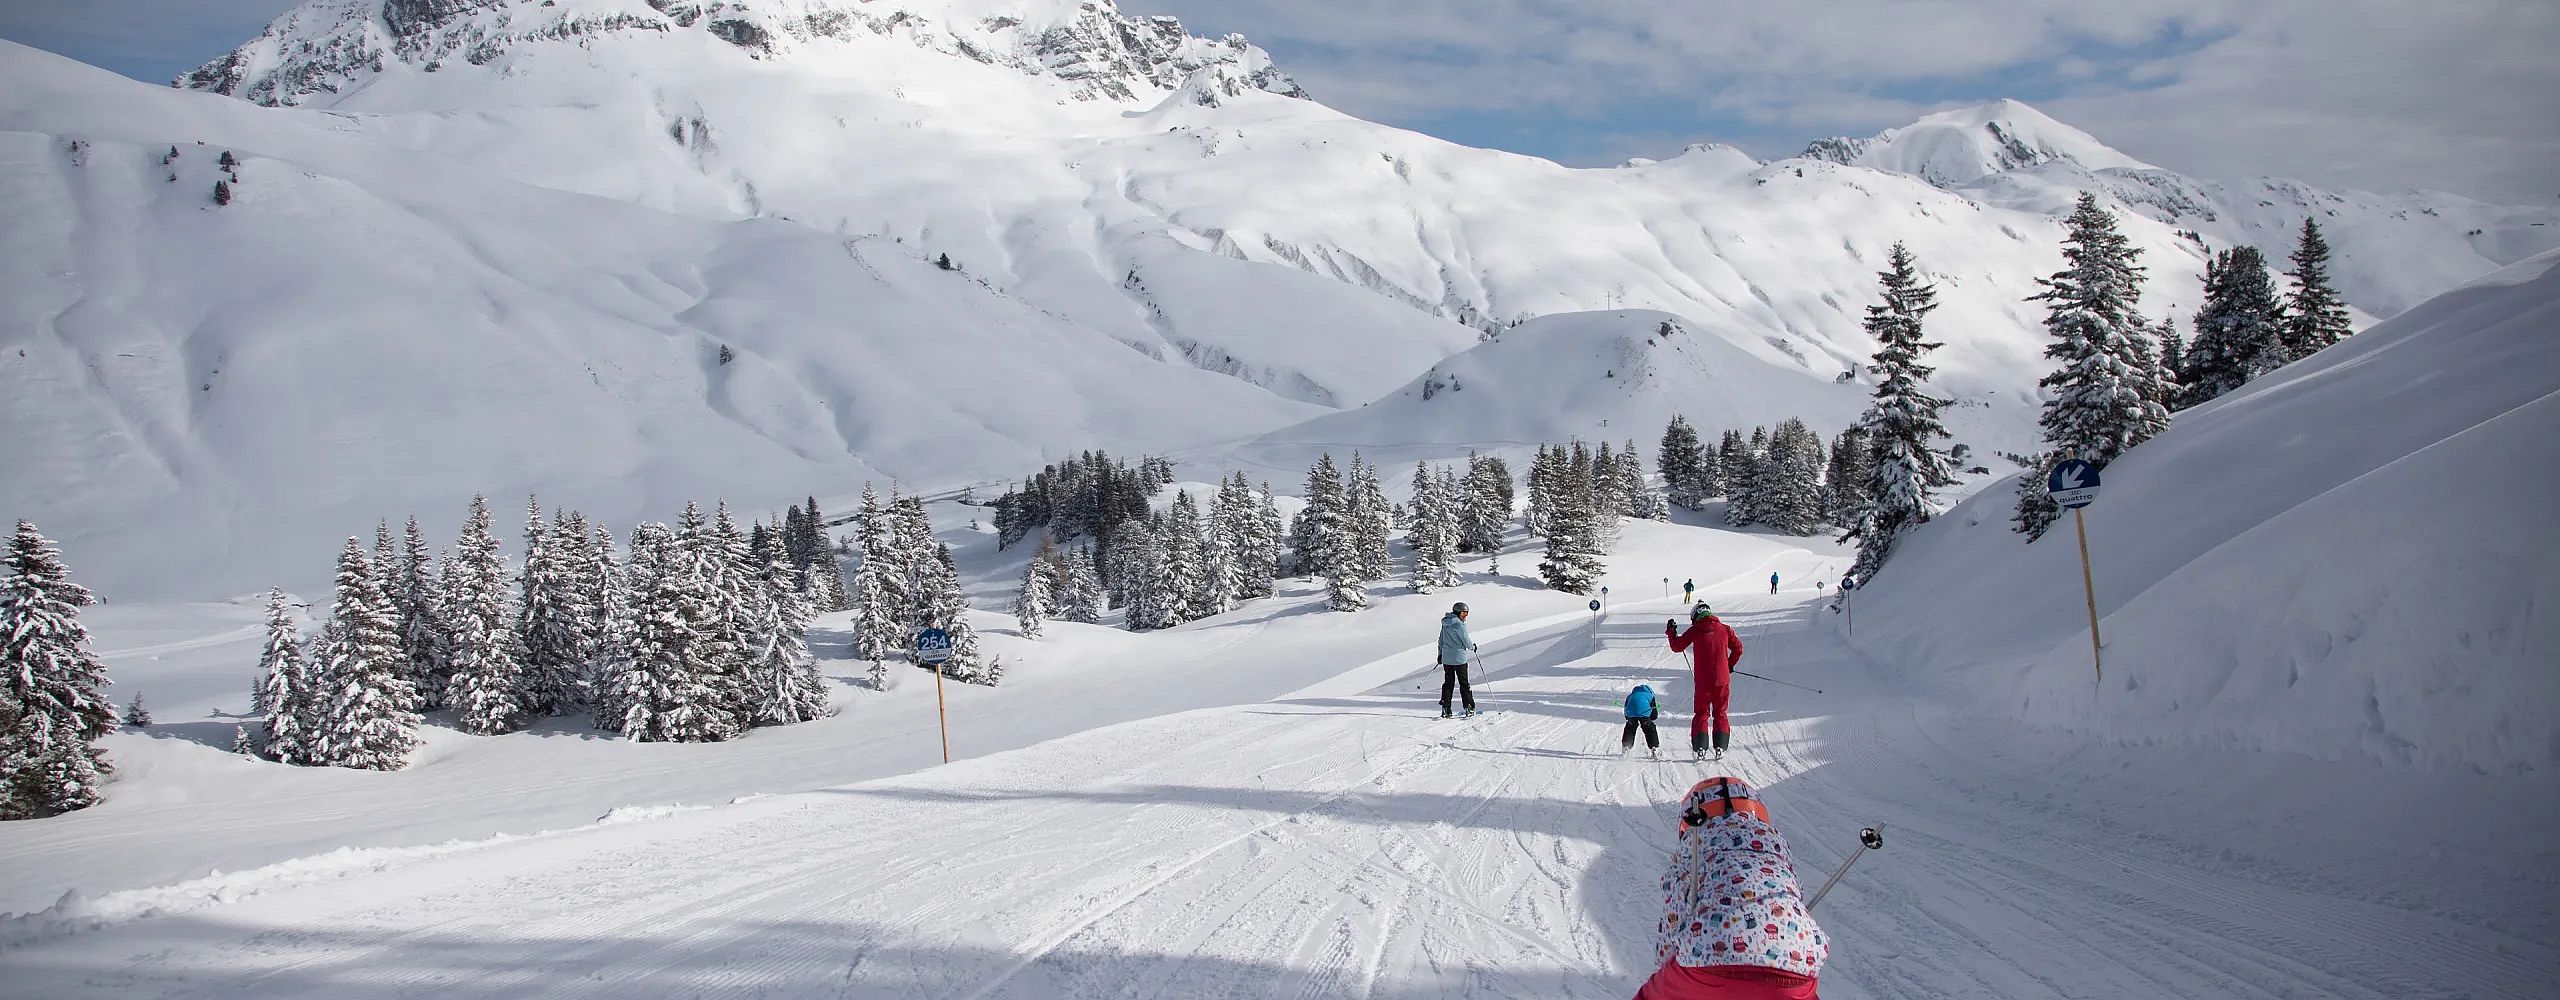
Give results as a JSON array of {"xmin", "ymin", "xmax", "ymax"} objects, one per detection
[{"xmin": 3, "ymin": 0, "xmax": 2553, "ymax": 203}]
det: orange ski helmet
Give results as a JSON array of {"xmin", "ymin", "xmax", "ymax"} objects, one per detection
[{"xmin": 1676, "ymin": 775, "xmax": 1769, "ymax": 833}]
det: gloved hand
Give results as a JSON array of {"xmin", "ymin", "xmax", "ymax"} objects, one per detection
[{"xmin": 1665, "ymin": 619, "xmax": 1677, "ymax": 632}]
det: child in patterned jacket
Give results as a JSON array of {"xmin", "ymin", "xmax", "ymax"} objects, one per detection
[{"xmin": 1632, "ymin": 775, "xmax": 1827, "ymax": 1000}]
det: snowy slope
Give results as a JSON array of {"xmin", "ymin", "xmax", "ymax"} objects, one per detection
[
  {"xmin": 1802, "ymin": 99, "xmax": 2158, "ymax": 186},
  {"xmin": 1840, "ymin": 251, "xmax": 2560, "ymax": 773},
  {"xmin": 1241, "ymin": 309, "xmax": 1975, "ymax": 470},
  {"xmin": 0, "ymin": 42, "xmax": 1340, "ymax": 601},
  {"xmin": 9, "ymin": 591, "xmax": 2554, "ymax": 997}
]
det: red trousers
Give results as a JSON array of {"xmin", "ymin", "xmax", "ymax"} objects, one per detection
[
  {"xmin": 1634, "ymin": 960, "xmax": 1817, "ymax": 1000},
  {"xmin": 1692, "ymin": 684, "xmax": 1729, "ymax": 744}
]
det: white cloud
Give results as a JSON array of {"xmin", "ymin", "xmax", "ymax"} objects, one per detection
[{"xmin": 1159, "ymin": 0, "xmax": 2559, "ymax": 202}]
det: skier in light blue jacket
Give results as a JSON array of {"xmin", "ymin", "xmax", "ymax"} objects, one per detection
[{"xmin": 1438, "ymin": 602, "xmax": 1479, "ymax": 718}]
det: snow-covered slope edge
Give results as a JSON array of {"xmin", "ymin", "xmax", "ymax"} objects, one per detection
[{"xmin": 1844, "ymin": 250, "xmax": 2560, "ymax": 774}]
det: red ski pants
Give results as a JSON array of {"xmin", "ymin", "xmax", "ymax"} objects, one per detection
[{"xmin": 1692, "ymin": 685, "xmax": 1729, "ymax": 744}]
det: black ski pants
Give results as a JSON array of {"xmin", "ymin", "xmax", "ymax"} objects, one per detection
[
  {"xmin": 1620, "ymin": 714, "xmax": 1659, "ymax": 749},
  {"xmin": 1440, "ymin": 663, "xmax": 1476, "ymax": 714}
]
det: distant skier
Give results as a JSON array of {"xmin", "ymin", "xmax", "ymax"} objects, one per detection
[
  {"xmin": 1666, "ymin": 605, "xmax": 1744, "ymax": 758},
  {"xmin": 1682, "ymin": 579, "xmax": 1695, "ymax": 605},
  {"xmin": 1769, "ymin": 572, "xmax": 1779, "ymax": 594},
  {"xmin": 1438, "ymin": 602, "xmax": 1479, "ymax": 718},
  {"xmin": 1634, "ymin": 775, "xmax": 1826, "ymax": 999},
  {"xmin": 1621, "ymin": 684, "xmax": 1662, "ymax": 759}
]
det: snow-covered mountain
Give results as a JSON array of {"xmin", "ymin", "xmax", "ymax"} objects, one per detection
[
  {"xmin": 1846, "ymin": 249, "xmax": 2560, "ymax": 773},
  {"xmin": 1803, "ymin": 100, "xmax": 2559, "ymax": 316},
  {"xmin": 4, "ymin": 0, "xmax": 2555, "ymax": 601}
]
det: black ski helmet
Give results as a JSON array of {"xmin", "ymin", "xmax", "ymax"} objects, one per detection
[{"xmin": 1451, "ymin": 601, "xmax": 1469, "ymax": 615}]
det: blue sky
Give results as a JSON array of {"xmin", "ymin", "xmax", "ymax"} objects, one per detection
[{"xmin": 4, "ymin": 0, "xmax": 2551, "ymax": 202}]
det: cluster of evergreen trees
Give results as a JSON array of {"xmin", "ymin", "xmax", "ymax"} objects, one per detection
[
  {"xmin": 989, "ymin": 452, "xmax": 1175, "ymax": 552},
  {"xmin": 2172, "ymin": 219, "xmax": 2355, "ymax": 411},
  {"xmin": 1520, "ymin": 440, "xmax": 1664, "ymax": 593},
  {"xmin": 1659, "ymin": 418, "xmax": 1874, "ymax": 538},
  {"xmin": 845, "ymin": 485, "xmax": 1004, "ymax": 682},
  {"xmin": 1014, "ymin": 473, "xmax": 1285, "ymax": 630},
  {"xmin": 0, "ymin": 521, "xmax": 118, "ymax": 819},
  {"xmin": 253, "ymin": 494, "xmax": 849, "ymax": 768}
]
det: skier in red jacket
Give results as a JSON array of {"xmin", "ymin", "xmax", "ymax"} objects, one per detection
[{"xmin": 1667, "ymin": 604, "xmax": 1744, "ymax": 759}]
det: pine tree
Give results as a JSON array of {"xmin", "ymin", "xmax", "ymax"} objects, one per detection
[
  {"xmin": 1407, "ymin": 462, "xmax": 1459, "ymax": 591},
  {"xmin": 2020, "ymin": 193, "xmax": 2169, "ymax": 538},
  {"xmin": 582, "ymin": 523, "xmax": 623, "ymax": 716},
  {"xmin": 1198, "ymin": 488, "xmax": 1241, "ymax": 619},
  {"xmin": 1248, "ymin": 481, "xmax": 1284, "ymax": 598},
  {"xmin": 1756, "ymin": 420, "xmax": 1828, "ymax": 535},
  {"xmin": 253, "ymin": 588, "xmax": 313, "ymax": 764},
  {"xmin": 305, "ymin": 538, "xmax": 420, "ymax": 770},
  {"xmin": 2180, "ymin": 246, "xmax": 2288, "ymax": 408},
  {"xmin": 798, "ymin": 495, "xmax": 851, "ymax": 611},
  {"xmin": 1822, "ymin": 426, "xmax": 1871, "ymax": 527},
  {"xmin": 1159, "ymin": 491, "xmax": 1205, "ymax": 623},
  {"xmin": 1061, "ymin": 546, "xmax": 1107, "ymax": 624},
  {"xmin": 0, "ymin": 521, "xmax": 116, "ymax": 817},
  {"xmin": 1458, "ymin": 454, "xmax": 1509, "ymax": 555},
  {"xmin": 1536, "ymin": 464, "xmax": 1604, "ymax": 594},
  {"xmin": 848, "ymin": 486, "xmax": 900, "ymax": 661},
  {"xmin": 2011, "ymin": 453, "xmax": 2062, "ymax": 542},
  {"xmin": 1111, "ymin": 520, "xmax": 1167, "ymax": 629},
  {"xmin": 446, "ymin": 496, "xmax": 528, "ymax": 735},
  {"xmin": 1293, "ymin": 455, "xmax": 1345, "ymax": 582},
  {"xmin": 1615, "ymin": 439, "xmax": 1660, "ymax": 520},
  {"xmin": 2283, "ymin": 218, "xmax": 2353, "ymax": 359},
  {"xmin": 1844, "ymin": 243, "xmax": 1958, "ymax": 577},
  {"xmin": 122, "ymin": 696, "xmax": 151, "ymax": 728},
  {"xmin": 1346, "ymin": 455, "xmax": 1392, "ymax": 583},
  {"xmin": 746, "ymin": 551, "xmax": 831, "ymax": 725},
  {"xmin": 681, "ymin": 503, "xmax": 754, "ymax": 732},
  {"xmin": 1523, "ymin": 445, "xmax": 1558, "ymax": 536},
  {"xmin": 398, "ymin": 517, "xmax": 450, "ymax": 710},
  {"xmin": 1726, "ymin": 428, "xmax": 1768, "ymax": 527},
  {"xmin": 1659, "ymin": 416, "xmax": 1709, "ymax": 510},
  {"xmin": 1014, "ymin": 553, "xmax": 1053, "ymax": 638},
  {"xmin": 612, "ymin": 523, "xmax": 736, "ymax": 742},
  {"xmin": 517, "ymin": 498, "xmax": 583, "ymax": 718},
  {"xmin": 371, "ymin": 520, "xmax": 410, "ymax": 680},
  {"xmin": 944, "ymin": 605, "xmax": 989, "ymax": 684}
]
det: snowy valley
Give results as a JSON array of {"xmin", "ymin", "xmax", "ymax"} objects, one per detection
[{"xmin": 1, "ymin": 0, "xmax": 2556, "ymax": 997}]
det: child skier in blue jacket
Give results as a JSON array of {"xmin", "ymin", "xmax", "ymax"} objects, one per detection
[{"xmin": 1623, "ymin": 684, "xmax": 1662, "ymax": 759}]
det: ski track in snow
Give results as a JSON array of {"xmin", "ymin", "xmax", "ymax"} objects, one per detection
[{"xmin": 5, "ymin": 589, "xmax": 2553, "ymax": 999}]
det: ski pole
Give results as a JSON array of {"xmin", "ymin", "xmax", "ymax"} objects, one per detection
[
  {"xmin": 1733, "ymin": 669, "xmax": 1822, "ymax": 694},
  {"xmin": 1806, "ymin": 825, "xmax": 1884, "ymax": 912}
]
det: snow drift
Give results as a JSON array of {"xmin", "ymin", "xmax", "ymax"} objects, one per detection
[{"xmin": 1844, "ymin": 250, "xmax": 2560, "ymax": 774}]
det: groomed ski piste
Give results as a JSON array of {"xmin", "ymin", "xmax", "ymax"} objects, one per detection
[{"xmin": 5, "ymin": 513, "xmax": 2554, "ymax": 998}]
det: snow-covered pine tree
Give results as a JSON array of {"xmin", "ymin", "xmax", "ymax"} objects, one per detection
[
  {"xmin": 582, "ymin": 522, "xmax": 623, "ymax": 715},
  {"xmin": 612, "ymin": 523, "xmax": 735, "ymax": 742},
  {"xmin": 1159, "ymin": 491, "xmax": 1206, "ymax": 623},
  {"xmin": 1115, "ymin": 520, "xmax": 1172, "ymax": 629},
  {"xmin": 1248, "ymin": 481, "xmax": 1284, "ymax": 597},
  {"xmin": 1522, "ymin": 445, "xmax": 1557, "ymax": 536},
  {"xmin": 1062, "ymin": 545, "xmax": 1107, "ymax": 624},
  {"xmin": 944, "ymin": 600, "xmax": 989, "ymax": 684},
  {"xmin": 398, "ymin": 517, "xmax": 449, "ymax": 710},
  {"xmin": 2010, "ymin": 452, "xmax": 2063, "ymax": 541},
  {"xmin": 445, "ymin": 495, "xmax": 528, "ymax": 735},
  {"xmin": 2180, "ymin": 246, "xmax": 2287, "ymax": 408},
  {"xmin": 2018, "ymin": 194, "xmax": 2168, "ymax": 539},
  {"xmin": 1293, "ymin": 454, "xmax": 1344, "ymax": 582},
  {"xmin": 1713, "ymin": 430, "xmax": 1743, "ymax": 502},
  {"xmin": 253, "ymin": 588, "xmax": 313, "ymax": 763},
  {"xmin": 800, "ymin": 494, "xmax": 852, "ymax": 612},
  {"xmin": 680, "ymin": 503, "xmax": 755, "ymax": 731},
  {"xmin": 1458, "ymin": 453, "xmax": 1509, "ymax": 555},
  {"xmin": 517, "ymin": 498, "xmax": 583, "ymax": 718},
  {"xmin": 1759, "ymin": 420, "xmax": 1829, "ymax": 535},
  {"xmin": 2283, "ymin": 218, "xmax": 2353, "ymax": 359},
  {"xmin": 1822, "ymin": 426, "xmax": 1870, "ymax": 527},
  {"xmin": 846, "ymin": 486, "xmax": 899, "ymax": 661},
  {"xmin": 0, "ymin": 521, "xmax": 117, "ymax": 818},
  {"xmin": 1536, "ymin": 463, "xmax": 1604, "ymax": 594},
  {"xmin": 1407, "ymin": 462, "xmax": 1458, "ymax": 591},
  {"xmin": 1844, "ymin": 243, "xmax": 1958, "ymax": 577},
  {"xmin": 781, "ymin": 504, "xmax": 813, "ymax": 578},
  {"xmin": 747, "ymin": 551, "xmax": 831, "ymax": 725},
  {"xmin": 892, "ymin": 495, "xmax": 938, "ymax": 636},
  {"xmin": 1659, "ymin": 416, "xmax": 1708, "ymax": 510},
  {"xmin": 306, "ymin": 537, "xmax": 420, "ymax": 770},
  {"xmin": 1014, "ymin": 553, "xmax": 1053, "ymax": 638},
  {"xmin": 1726, "ymin": 428, "xmax": 1768, "ymax": 527},
  {"xmin": 1347, "ymin": 455, "xmax": 1393, "ymax": 584},
  {"xmin": 371, "ymin": 520, "xmax": 410, "ymax": 676},
  {"xmin": 1197, "ymin": 493, "xmax": 1239, "ymax": 620},
  {"xmin": 1615, "ymin": 439, "xmax": 1655, "ymax": 519}
]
